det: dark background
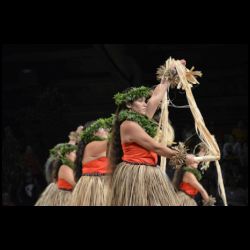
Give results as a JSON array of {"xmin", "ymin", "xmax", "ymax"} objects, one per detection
[{"xmin": 2, "ymin": 44, "xmax": 248, "ymax": 206}]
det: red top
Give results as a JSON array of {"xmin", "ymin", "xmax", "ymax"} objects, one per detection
[
  {"xmin": 57, "ymin": 178, "xmax": 73, "ymax": 191},
  {"xmin": 82, "ymin": 157, "xmax": 111, "ymax": 174},
  {"xmin": 179, "ymin": 182, "xmax": 199, "ymax": 197},
  {"xmin": 122, "ymin": 143, "xmax": 158, "ymax": 166}
]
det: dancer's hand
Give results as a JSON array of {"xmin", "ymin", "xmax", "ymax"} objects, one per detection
[
  {"xmin": 168, "ymin": 58, "xmax": 187, "ymax": 75},
  {"xmin": 180, "ymin": 59, "xmax": 186, "ymax": 66},
  {"xmin": 160, "ymin": 59, "xmax": 186, "ymax": 86},
  {"xmin": 161, "ymin": 77, "xmax": 170, "ymax": 86}
]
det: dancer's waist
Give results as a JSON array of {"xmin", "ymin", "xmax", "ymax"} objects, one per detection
[
  {"xmin": 122, "ymin": 160, "xmax": 157, "ymax": 167},
  {"xmin": 57, "ymin": 178, "xmax": 73, "ymax": 191},
  {"xmin": 82, "ymin": 173, "xmax": 111, "ymax": 176}
]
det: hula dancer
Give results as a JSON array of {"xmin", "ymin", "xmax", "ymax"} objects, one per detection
[
  {"xmin": 109, "ymin": 80, "xmax": 198, "ymax": 206},
  {"xmin": 71, "ymin": 118, "xmax": 113, "ymax": 206},
  {"xmin": 35, "ymin": 143, "xmax": 77, "ymax": 206},
  {"xmin": 173, "ymin": 143, "xmax": 216, "ymax": 206}
]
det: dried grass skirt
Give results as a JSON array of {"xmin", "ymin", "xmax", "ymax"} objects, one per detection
[
  {"xmin": 109, "ymin": 162, "xmax": 181, "ymax": 206},
  {"xmin": 177, "ymin": 191, "xmax": 197, "ymax": 206},
  {"xmin": 35, "ymin": 183, "xmax": 58, "ymax": 206},
  {"xmin": 71, "ymin": 174, "xmax": 112, "ymax": 206}
]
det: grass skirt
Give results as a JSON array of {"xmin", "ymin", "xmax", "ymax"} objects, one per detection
[
  {"xmin": 177, "ymin": 191, "xmax": 197, "ymax": 206},
  {"xmin": 71, "ymin": 174, "xmax": 111, "ymax": 206},
  {"xmin": 35, "ymin": 183, "xmax": 58, "ymax": 206},
  {"xmin": 51, "ymin": 189, "xmax": 73, "ymax": 206},
  {"xmin": 109, "ymin": 162, "xmax": 181, "ymax": 206}
]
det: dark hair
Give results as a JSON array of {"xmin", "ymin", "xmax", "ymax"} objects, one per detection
[
  {"xmin": 172, "ymin": 168, "xmax": 185, "ymax": 190},
  {"xmin": 52, "ymin": 158, "xmax": 63, "ymax": 181},
  {"xmin": 44, "ymin": 157, "xmax": 56, "ymax": 183},
  {"xmin": 74, "ymin": 121, "xmax": 94, "ymax": 182},
  {"xmin": 193, "ymin": 143, "xmax": 207, "ymax": 155},
  {"xmin": 109, "ymin": 104, "xmax": 128, "ymax": 172}
]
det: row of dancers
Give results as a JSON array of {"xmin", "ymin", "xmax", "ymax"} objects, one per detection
[{"xmin": 35, "ymin": 60, "xmax": 216, "ymax": 206}]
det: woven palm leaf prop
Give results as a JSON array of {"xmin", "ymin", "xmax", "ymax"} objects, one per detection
[
  {"xmin": 156, "ymin": 57, "xmax": 227, "ymax": 206},
  {"xmin": 154, "ymin": 59, "xmax": 174, "ymax": 174}
]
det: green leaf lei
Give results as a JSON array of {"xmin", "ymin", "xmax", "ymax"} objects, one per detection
[
  {"xmin": 114, "ymin": 86, "xmax": 151, "ymax": 106},
  {"xmin": 118, "ymin": 110, "xmax": 158, "ymax": 138},
  {"xmin": 80, "ymin": 117, "xmax": 113, "ymax": 145},
  {"xmin": 49, "ymin": 143, "xmax": 77, "ymax": 169},
  {"xmin": 183, "ymin": 166, "xmax": 202, "ymax": 181}
]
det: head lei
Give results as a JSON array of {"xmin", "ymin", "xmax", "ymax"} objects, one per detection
[
  {"xmin": 113, "ymin": 86, "xmax": 151, "ymax": 106},
  {"xmin": 49, "ymin": 143, "xmax": 77, "ymax": 169},
  {"xmin": 80, "ymin": 117, "xmax": 113, "ymax": 144}
]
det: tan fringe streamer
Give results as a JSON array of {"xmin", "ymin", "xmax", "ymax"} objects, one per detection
[
  {"xmin": 156, "ymin": 57, "xmax": 227, "ymax": 206},
  {"xmin": 159, "ymin": 93, "xmax": 169, "ymax": 172}
]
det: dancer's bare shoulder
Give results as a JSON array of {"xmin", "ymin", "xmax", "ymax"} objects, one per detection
[{"xmin": 83, "ymin": 140, "xmax": 107, "ymax": 161}]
